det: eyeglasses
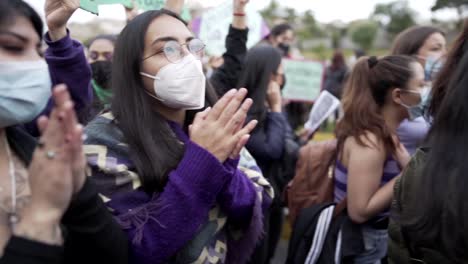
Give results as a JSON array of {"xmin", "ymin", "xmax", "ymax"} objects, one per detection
[
  {"xmin": 89, "ymin": 51, "xmax": 113, "ymax": 61},
  {"xmin": 142, "ymin": 39, "xmax": 205, "ymax": 63}
]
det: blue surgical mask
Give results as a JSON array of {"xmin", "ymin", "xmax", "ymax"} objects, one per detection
[
  {"xmin": 424, "ymin": 56, "xmax": 444, "ymax": 81},
  {"xmin": 401, "ymin": 87, "xmax": 431, "ymax": 121},
  {"xmin": 0, "ymin": 60, "xmax": 52, "ymax": 127}
]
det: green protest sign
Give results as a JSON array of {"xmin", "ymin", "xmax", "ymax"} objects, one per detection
[
  {"xmin": 80, "ymin": 0, "xmax": 99, "ymax": 14},
  {"xmin": 282, "ymin": 59, "xmax": 325, "ymax": 102},
  {"xmin": 80, "ymin": 0, "xmax": 190, "ymax": 20}
]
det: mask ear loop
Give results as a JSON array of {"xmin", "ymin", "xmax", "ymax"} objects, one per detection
[{"xmin": 140, "ymin": 72, "xmax": 165, "ymax": 102}]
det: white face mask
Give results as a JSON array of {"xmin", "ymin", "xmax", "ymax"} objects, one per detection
[
  {"xmin": 400, "ymin": 87, "xmax": 431, "ymax": 121},
  {"xmin": 140, "ymin": 54, "xmax": 206, "ymax": 110},
  {"xmin": 0, "ymin": 60, "xmax": 52, "ymax": 128}
]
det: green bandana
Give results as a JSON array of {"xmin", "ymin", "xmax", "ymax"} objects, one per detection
[{"xmin": 92, "ymin": 79, "xmax": 112, "ymax": 105}]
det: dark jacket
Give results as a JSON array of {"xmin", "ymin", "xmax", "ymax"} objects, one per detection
[
  {"xmin": 210, "ymin": 25, "xmax": 248, "ymax": 96},
  {"xmin": 323, "ymin": 66, "xmax": 348, "ymax": 99},
  {"xmin": 0, "ymin": 127, "xmax": 128, "ymax": 264},
  {"xmin": 388, "ymin": 148, "xmax": 456, "ymax": 264}
]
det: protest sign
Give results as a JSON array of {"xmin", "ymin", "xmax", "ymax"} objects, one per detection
[
  {"xmin": 282, "ymin": 59, "xmax": 325, "ymax": 102},
  {"xmin": 80, "ymin": 0, "xmax": 190, "ymax": 20},
  {"xmin": 304, "ymin": 90, "xmax": 341, "ymax": 134},
  {"xmin": 197, "ymin": 0, "xmax": 267, "ymax": 56}
]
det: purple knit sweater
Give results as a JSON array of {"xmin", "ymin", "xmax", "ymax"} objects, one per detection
[
  {"xmin": 84, "ymin": 115, "xmax": 273, "ymax": 263},
  {"xmin": 24, "ymin": 30, "xmax": 93, "ymax": 136}
]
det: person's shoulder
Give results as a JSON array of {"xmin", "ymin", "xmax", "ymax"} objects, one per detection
[
  {"xmin": 84, "ymin": 112, "xmax": 124, "ymax": 147},
  {"xmin": 347, "ymin": 131, "xmax": 385, "ymax": 155}
]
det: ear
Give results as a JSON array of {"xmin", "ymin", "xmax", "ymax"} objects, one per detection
[{"xmin": 392, "ymin": 88, "xmax": 404, "ymax": 105}]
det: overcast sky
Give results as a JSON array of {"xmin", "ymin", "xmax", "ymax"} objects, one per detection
[{"xmin": 26, "ymin": 0, "xmax": 458, "ymax": 25}]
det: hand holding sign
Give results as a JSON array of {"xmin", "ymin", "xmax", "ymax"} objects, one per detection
[{"xmin": 45, "ymin": 0, "xmax": 80, "ymax": 41}]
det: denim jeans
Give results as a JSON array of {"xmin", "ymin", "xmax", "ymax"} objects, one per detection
[{"xmin": 354, "ymin": 226, "xmax": 388, "ymax": 264}]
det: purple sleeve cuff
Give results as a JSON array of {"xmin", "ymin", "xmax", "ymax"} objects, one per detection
[{"xmin": 44, "ymin": 30, "xmax": 74, "ymax": 57}]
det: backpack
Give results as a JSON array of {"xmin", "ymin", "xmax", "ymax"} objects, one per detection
[{"xmin": 285, "ymin": 139, "xmax": 338, "ymax": 225}]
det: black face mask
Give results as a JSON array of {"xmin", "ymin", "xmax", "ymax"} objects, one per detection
[
  {"xmin": 278, "ymin": 43, "xmax": 290, "ymax": 57},
  {"xmin": 90, "ymin": 61, "xmax": 112, "ymax": 90}
]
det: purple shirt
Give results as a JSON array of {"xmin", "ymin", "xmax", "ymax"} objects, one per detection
[
  {"xmin": 397, "ymin": 118, "xmax": 430, "ymax": 155},
  {"xmin": 24, "ymin": 30, "xmax": 93, "ymax": 136}
]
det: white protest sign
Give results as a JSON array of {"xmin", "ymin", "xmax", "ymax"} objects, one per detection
[
  {"xmin": 304, "ymin": 90, "xmax": 341, "ymax": 134},
  {"xmin": 282, "ymin": 59, "xmax": 325, "ymax": 102},
  {"xmin": 198, "ymin": 0, "xmax": 264, "ymax": 56}
]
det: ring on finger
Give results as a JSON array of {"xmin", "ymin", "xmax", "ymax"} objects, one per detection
[{"xmin": 46, "ymin": 150, "xmax": 56, "ymax": 160}]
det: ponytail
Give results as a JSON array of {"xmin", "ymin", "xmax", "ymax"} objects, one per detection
[{"xmin": 337, "ymin": 55, "xmax": 416, "ymax": 155}]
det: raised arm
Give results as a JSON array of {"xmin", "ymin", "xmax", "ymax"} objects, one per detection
[
  {"xmin": 210, "ymin": 0, "xmax": 250, "ymax": 96},
  {"xmin": 164, "ymin": 0, "xmax": 184, "ymax": 15}
]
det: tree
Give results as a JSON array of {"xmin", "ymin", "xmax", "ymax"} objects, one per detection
[
  {"xmin": 372, "ymin": 1, "xmax": 416, "ymax": 38},
  {"xmin": 285, "ymin": 7, "xmax": 297, "ymax": 24},
  {"xmin": 260, "ymin": 0, "xmax": 280, "ymax": 26},
  {"xmin": 432, "ymin": 0, "xmax": 468, "ymax": 29},
  {"xmin": 350, "ymin": 21, "xmax": 378, "ymax": 52},
  {"xmin": 296, "ymin": 10, "xmax": 325, "ymax": 40}
]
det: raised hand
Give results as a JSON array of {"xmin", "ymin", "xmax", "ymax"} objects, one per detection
[
  {"xmin": 190, "ymin": 89, "xmax": 257, "ymax": 162},
  {"xmin": 13, "ymin": 85, "xmax": 84, "ymax": 245},
  {"xmin": 232, "ymin": 0, "xmax": 249, "ymax": 29},
  {"xmin": 233, "ymin": 0, "xmax": 249, "ymax": 13},
  {"xmin": 46, "ymin": 86, "xmax": 86, "ymax": 194},
  {"xmin": 45, "ymin": 0, "xmax": 80, "ymax": 41},
  {"xmin": 267, "ymin": 81, "xmax": 282, "ymax": 113}
]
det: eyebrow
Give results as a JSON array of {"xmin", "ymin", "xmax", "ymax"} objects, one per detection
[
  {"xmin": 151, "ymin": 36, "xmax": 195, "ymax": 46},
  {"xmin": 0, "ymin": 31, "xmax": 28, "ymax": 43}
]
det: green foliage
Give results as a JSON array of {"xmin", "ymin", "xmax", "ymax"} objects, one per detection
[
  {"xmin": 260, "ymin": 0, "xmax": 280, "ymax": 26},
  {"xmin": 432, "ymin": 0, "xmax": 468, "ymax": 11},
  {"xmin": 431, "ymin": 0, "xmax": 468, "ymax": 29},
  {"xmin": 372, "ymin": 1, "xmax": 416, "ymax": 37},
  {"xmin": 349, "ymin": 21, "xmax": 379, "ymax": 51}
]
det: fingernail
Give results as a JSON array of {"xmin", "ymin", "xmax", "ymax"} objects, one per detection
[
  {"xmin": 82, "ymin": 134, "xmax": 88, "ymax": 141},
  {"xmin": 227, "ymin": 89, "xmax": 236, "ymax": 96}
]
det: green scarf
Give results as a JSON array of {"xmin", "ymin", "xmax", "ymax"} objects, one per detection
[{"xmin": 92, "ymin": 79, "xmax": 112, "ymax": 105}]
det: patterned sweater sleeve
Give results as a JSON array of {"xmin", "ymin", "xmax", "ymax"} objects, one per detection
[{"xmin": 84, "ymin": 117, "xmax": 234, "ymax": 264}]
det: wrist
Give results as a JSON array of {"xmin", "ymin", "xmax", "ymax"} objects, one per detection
[
  {"xmin": 13, "ymin": 206, "xmax": 63, "ymax": 245},
  {"xmin": 271, "ymin": 105, "xmax": 282, "ymax": 113},
  {"xmin": 47, "ymin": 26, "xmax": 67, "ymax": 42}
]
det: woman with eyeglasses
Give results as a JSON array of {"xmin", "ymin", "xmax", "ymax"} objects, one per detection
[{"xmin": 83, "ymin": 0, "xmax": 273, "ymax": 263}]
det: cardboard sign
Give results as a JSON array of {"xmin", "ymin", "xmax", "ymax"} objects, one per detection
[{"xmin": 282, "ymin": 59, "xmax": 325, "ymax": 102}]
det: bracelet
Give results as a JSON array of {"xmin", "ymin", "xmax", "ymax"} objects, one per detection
[{"xmin": 233, "ymin": 13, "xmax": 246, "ymax": 16}]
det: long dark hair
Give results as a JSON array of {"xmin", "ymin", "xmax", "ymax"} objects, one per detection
[
  {"xmin": 391, "ymin": 26, "xmax": 445, "ymax": 56},
  {"xmin": 266, "ymin": 23, "xmax": 293, "ymax": 41},
  {"xmin": 336, "ymin": 56, "xmax": 417, "ymax": 155},
  {"xmin": 429, "ymin": 19, "xmax": 468, "ymax": 117},
  {"xmin": 0, "ymin": 0, "xmax": 43, "ymax": 42},
  {"xmin": 111, "ymin": 9, "xmax": 216, "ymax": 193},
  {"xmin": 330, "ymin": 50, "xmax": 346, "ymax": 71},
  {"xmin": 399, "ymin": 34, "xmax": 468, "ymax": 260},
  {"xmin": 237, "ymin": 45, "xmax": 282, "ymax": 123}
]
